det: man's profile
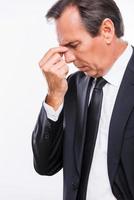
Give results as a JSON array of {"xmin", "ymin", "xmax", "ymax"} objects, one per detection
[{"xmin": 32, "ymin": 0, "xmax": 134, "ymax": 199}]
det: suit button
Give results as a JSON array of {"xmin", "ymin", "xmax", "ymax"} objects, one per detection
[
  {"xmin": 72, "ymin": 182, "xmax": 79, "ymax": 190},
  {"xmin": 44, "ymin": 133, "xmax": 49, "ymax": 139}
]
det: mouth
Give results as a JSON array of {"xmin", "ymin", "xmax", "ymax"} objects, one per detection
[
  {"xmin": 74, "ymin": 62, "xmax": 89, "ymax": 69},
  {"xmin": 77, "ymin": 65, "xmax": 90, "ymax": 72}
]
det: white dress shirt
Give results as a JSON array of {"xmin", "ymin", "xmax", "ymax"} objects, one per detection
[{"xmin": 43, "ymin": 44, "xmax": 133, "ymax": 200}]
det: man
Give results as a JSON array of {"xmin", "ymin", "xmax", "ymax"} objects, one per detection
[{"xmin": 32, "ymin": 0, "xmax": 134, "ymax": 199}]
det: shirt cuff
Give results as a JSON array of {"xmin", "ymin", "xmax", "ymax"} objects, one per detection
[{"xmin": 43, "ymin": 101, "xmax": 63, "ymax": 122}]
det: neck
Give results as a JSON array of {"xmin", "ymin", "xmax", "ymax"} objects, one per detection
[{"xmin": 102, "ymin": 39, "xmax": 128, "ymax": 76}]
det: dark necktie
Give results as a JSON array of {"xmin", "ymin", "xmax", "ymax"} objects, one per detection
[{"xmin": 77, "ymin": 77, "xmax": 107, "ymax": 200}]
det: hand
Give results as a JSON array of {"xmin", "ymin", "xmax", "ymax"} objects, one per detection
[{"xmin": 39, "ymin": 46, "xmax": 69, "ymax": 110}]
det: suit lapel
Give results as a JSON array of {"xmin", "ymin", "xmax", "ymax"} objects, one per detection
[
  {"xmin": 74, "ymin": 74, "xmax": 92, "ymax": 176},
  {"xmin": 108, "ymin": 52, "xmax": 134, "ymax": 186}
]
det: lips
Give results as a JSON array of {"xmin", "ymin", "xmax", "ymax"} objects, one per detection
[
  {"xmin": 76, "ymin": 65, "xmax": 89, "ymax": 71},
  {"xmin": 74, "ymin": 63, "xmax": 86, "ymax": 69},
  {"xmin": 73, "ymin": 62, "xmax": 90, "ymax": 72}
]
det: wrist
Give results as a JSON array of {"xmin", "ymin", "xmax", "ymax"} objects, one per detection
[{"xmin": 45, "ymin": 93, "xmax": 64, "ymax": 111}]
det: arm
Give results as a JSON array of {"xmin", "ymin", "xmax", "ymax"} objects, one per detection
[
  {"xmin": 32, "ymin": 46, "xmax": 69, "ymax": 175},
  {"xmin": 32, "ymin": 105, "xmax": 64, "ymax": 175}
]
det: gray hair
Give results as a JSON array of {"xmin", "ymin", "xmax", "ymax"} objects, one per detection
[{"xmin": 46, "ymin": 0, "xmax": 124, "ymax": 38}]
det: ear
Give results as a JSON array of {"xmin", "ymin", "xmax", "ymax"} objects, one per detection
[{"xmin": 100, "ymin": 18, "xmax": 115, "ymax": 45}]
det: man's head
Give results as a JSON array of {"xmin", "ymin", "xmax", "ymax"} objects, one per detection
[
  {"xmin": 46, "ymin": 0, "xmax": 126, "ymax": 77},
  {"xmin": 46, "ymin": 0, "xmax": 124, "ymax": 38}
]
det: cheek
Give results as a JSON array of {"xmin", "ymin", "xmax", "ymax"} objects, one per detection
[
  {"xmin": 75, "ymin": 47, "xmax": 92, "ymax": 61},
  {"xmin": 75, "ymin": 40, "xmax": 100, "ymax": 63},
  {"xmin": 84, "ymin": 44, "xmax": 102, "ymax": 64},
  {"xmin": 78, "ymin": 51, "xmax": 93, "ymax": 63}
]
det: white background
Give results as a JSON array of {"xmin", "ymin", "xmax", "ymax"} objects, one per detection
[{"xmin": 0, "ymin": 0, "xmax": 134, "ymax": 199}]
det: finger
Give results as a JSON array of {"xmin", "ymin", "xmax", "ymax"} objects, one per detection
[
  {"xmin": 43, "ymin": 53, "xmax": 62, "ymax": 69},
  {"xmin": 42, "ymin": 58, "xmax": 69, "ymax": 78},
  {"xmin": 41, "ymin": 54, "xmax": 65, "ymax": 74},
  {"xmin": 58, "ymin": 68, "xmax": 69, "ymax": 77},
  {"xmin": 53, "ymin": 61, "xmax": 69, "ymax": 76},
  {"xmin": 54, "ymin": 60, "xmax": 68, "ymax": 71},
  {"xmin": 39, "ymin": 46, "xmax": 68, "ymax": 66},
  {"xmin": 46, "ymin": 60, "xmax": 69, "ymax": 77}
]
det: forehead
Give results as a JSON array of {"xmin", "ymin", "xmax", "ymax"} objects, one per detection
[{"xmin": 55, "ymin": 6, "xmax": 88, "ymax": 45}]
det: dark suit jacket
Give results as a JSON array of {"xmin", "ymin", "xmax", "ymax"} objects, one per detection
[{"xmin": 32, "ymin": 49, "xmax": 134, "ymax": 200}]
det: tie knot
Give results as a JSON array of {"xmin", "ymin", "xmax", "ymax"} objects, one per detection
[{"xmin": 95, "ymin": 77, "xmax": 107, "ymax": 90}]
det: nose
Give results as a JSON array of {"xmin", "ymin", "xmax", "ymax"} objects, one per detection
[{"xmin": 64, "ymin": 50, "xmax": 76, "ymax": 63}]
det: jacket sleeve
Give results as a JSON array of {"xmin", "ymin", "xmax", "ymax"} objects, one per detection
[{"xmin": 32, "ymin": 105, "xmax": 64, "ymax": 176}]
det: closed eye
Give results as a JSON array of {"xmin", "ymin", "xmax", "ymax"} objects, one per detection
[
  {"xmin": 62, "ymin": 41, "xmax": 80, "ymax": 49},
  {"xmin": 66, "ymin": 43, "xmax": 79, "ymax": 49},
  {"xmin": 68, "ymin": 44, "xmax": 78, "ymax": 49}
]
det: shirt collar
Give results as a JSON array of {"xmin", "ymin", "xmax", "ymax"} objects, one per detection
[{"xmin": 103, "ymin": 43, "xmax": 133, "ymax": 87}]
